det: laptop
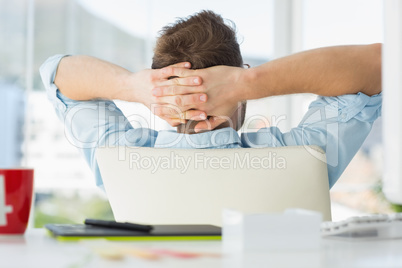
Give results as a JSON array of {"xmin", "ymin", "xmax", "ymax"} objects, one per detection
[{"xmin": 96, "ymin": 145, "xmax": 331, "ymax": 226}]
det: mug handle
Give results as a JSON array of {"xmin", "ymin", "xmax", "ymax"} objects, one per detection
[{"xmin": 0, "ymin": 175, "xmax": 13, "ymax": 226}]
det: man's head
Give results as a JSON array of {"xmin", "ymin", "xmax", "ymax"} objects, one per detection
[{"xmin": 152, "ymin": 10, "xmax": 246, "ymax": 133}]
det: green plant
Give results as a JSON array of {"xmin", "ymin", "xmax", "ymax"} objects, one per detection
[
  {"xmin": 371, "ymin": 179, "xmax": 402, "ymax": 213},
  {"xmin": 34, "ymin": 191, "xmax": 114, "ymax": 228}
]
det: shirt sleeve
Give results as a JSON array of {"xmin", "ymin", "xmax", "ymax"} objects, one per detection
[
  {"xmin": 39, "ymin": 55, "xmax": 158, "ymax": 187},
  {"xmin": 241, "ymin": 92, "xmax": 382, "ymax": 188}
]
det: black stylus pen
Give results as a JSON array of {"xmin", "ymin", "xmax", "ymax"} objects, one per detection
[{"xmin": 84, "ymin": 219, "xmax": 153, "ymax": 232}]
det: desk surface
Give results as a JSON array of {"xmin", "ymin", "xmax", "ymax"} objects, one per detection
[{"xmin": 1, "ymin": 229, "xmax": 402, "ymax": 268}]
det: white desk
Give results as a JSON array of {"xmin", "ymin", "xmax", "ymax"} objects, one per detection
[{"xmin": 1, "ymin": 229, "xmax": 402, "ymax": 268}]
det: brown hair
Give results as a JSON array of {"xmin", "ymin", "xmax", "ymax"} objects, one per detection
[
  {"xmin": 152, "ymin": 10, "xmax": 243, "ymax": 69},
  {"xmin": 152, "ymin": 10, "xmax": 246, "ymax": 133}
]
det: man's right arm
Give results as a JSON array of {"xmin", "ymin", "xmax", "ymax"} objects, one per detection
[{"xmin": 246, "ymin": 43, "xmax": 382, "ymax": 98}]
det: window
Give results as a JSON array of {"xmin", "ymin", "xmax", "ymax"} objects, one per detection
[{"xmin": 301, "ymin": 0, "xmax": 385, "ymax": 219}]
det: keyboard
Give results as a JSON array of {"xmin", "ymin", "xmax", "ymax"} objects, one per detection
[{"xmin": 321, "ymin": 213, "xmax": 402, "ymax": 240}]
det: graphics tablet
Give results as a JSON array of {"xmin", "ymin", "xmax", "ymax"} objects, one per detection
[{"xmin": 45, "ymin": 224, "xmax": 221, "ymax": 242}]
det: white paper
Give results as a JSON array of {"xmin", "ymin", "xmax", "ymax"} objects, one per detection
[{"xmin": 223, "ymin": 208, "xmax": 322, "ymax": 252}]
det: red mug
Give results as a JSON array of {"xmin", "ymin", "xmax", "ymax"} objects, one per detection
[{"xmin": 0, "ymin": 169, "xmax": 34, "ymax": 235}]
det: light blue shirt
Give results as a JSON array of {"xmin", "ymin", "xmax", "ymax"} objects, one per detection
[{"xmin": 40, "ymin": 54, "xmax": 382, "ymax": 189}]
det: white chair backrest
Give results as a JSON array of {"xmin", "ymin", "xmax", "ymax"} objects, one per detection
[{"xmin": 96, "ymin": 145, "xmax": 331, "ymax": 225}]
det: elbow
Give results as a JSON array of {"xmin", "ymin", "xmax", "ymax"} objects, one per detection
[
  {"xmin": 371, "ymin": 42, "xmax": 382, "ymax": 53},
  {"xmin": 368, "ymin": 43, "xmax": 382, "ymax": 95},
  {"xmin": 372, "ymin": 43, "xmax": 382, "ymax": 70},
  {"xmin": 374, "ymin": 43, "xmax": 382, "ymax": 94}
]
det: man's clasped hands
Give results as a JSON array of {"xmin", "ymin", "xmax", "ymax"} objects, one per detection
[{"xmin": 134, "ymin": 62, "xmax": 247, "ymax": 132}]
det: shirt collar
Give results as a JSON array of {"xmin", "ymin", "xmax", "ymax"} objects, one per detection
[{"xmin": 155, "ymin": 127, "xmax": 242, "ymax": 149}]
